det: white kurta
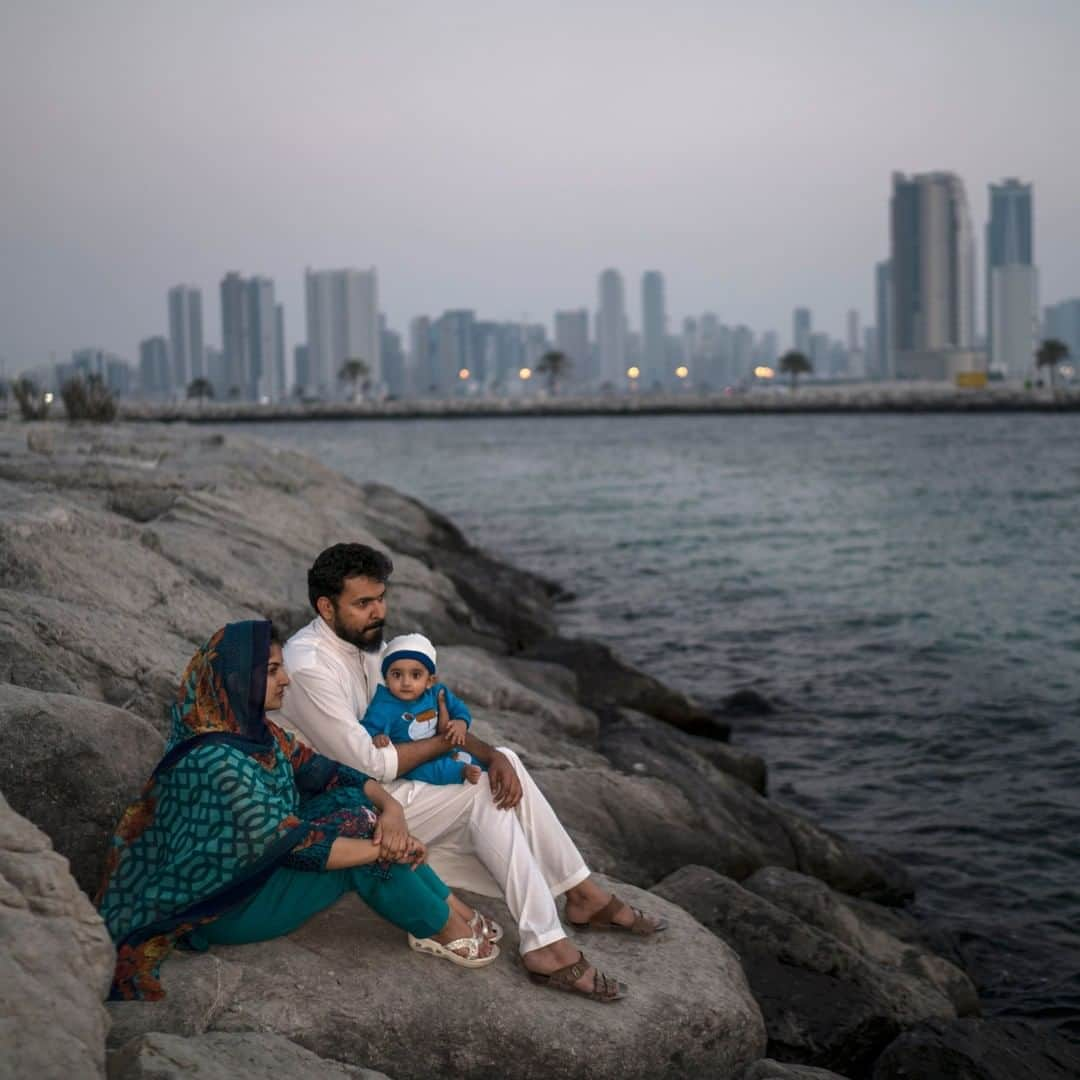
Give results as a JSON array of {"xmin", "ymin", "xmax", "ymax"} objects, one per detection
[{"xmin": 278, "ymin": 617, "xmax": 590, "ymax": 952}]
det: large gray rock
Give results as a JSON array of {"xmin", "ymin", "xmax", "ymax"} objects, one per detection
[
  {"xmin": 536, "ymin": 714, "xmax": 911, "ymax": 903},
  {"xmin": 871, "ymin": 1018, "xmax": 1080, "ymax": 1080},
  {"xmin": 111, "ymin": 879, "xmax": 766, "ymax": 1080},
  {"xmin": 0, "ymin": 683, "xmax": 164, "ymax": 896},
  {"xmin": 520, "ymin": 634, "xmax": 732, "ymax": 739},
  {"xmin": 601, "ymin": 706, "xmax": 766, "ymax": 792},
  {"xmin": 743, "ymin": 867, "xmax": 978, "ymax": 1018},
  {"xmin": 739, "ymin": 1061, "xmax": 853, "ymax": 1080},
  {"xmin": 652, "ymin": 865, "xmax": 956, "ymax": 1076},
  {"xmin": 108, "ymin": 1032, "xmax": 390, "ymax": 1080},
  {"xmin": 106, "ymin": 953, "xmax": 244, "ymax": 1049},
  {"xmin": 0, "ymin": 792, "xmax": 115, "ymax": 1080}
]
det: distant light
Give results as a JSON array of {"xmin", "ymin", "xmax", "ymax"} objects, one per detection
[
  {"xmin": 458, "ymin": 368, "xmax": 470, "ymax": 380},
  {"xmin": 519, "ymin": 367, "xmax": 532, "ymax": 380},
  {"xmin": 675, "ymin": 366, "xmax": 689, "ymax": 379},
  {"xmin": 626, "ymin": 366, "xmax": 641, "ymax": 379},
  {"xmin": 43, "ymin": 392, "xmax": 54, "ymax": 403},
  {"xmin": 1061, "ymin": 364, "xmax": 1075, "ymax": 378},
  {"xmin": 754, "ymin": 366, "xmax": 775, "ymax": 379}
]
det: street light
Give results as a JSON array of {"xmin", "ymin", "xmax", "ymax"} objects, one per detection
[
  {"xmin": 626, "ymin": 366, "xmax": 640, "ymax": 379},
  {"xmin": 458, "ymin": 368, "xmax": 470, "ymax": 380},
  {"xmin": 675, "ymin": 366, "xmax": 689, "ymax": 379},
  {"xmin": 519, "ymin": 367, "xmax": 532, "ymax": 380}
]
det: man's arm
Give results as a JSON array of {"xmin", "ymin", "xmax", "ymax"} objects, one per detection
[{"xmin": 283, "ymin": 664, "xmax": 452, "ymax": 781}]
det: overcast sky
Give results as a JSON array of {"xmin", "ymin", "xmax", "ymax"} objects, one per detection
[{"xmin": 2, "ymin": 0, "xmax": 1078, "ymax": 370}]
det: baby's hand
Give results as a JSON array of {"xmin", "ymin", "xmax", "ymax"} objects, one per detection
[
  {"xmin": 444, "ymin": 718, "xmax": 467, "ymax": 747},
  {"xmin": 372, "ymin": 733, "xmax": 391, "ymax": 748},
  {"xmin": 463, "ymin": 764, "xmax": 483, "ymax": 785}
]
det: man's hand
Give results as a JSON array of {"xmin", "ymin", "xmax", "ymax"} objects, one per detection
[
  {"xmin": 436, "ymin": 688, "xmax": 450, "ymax": 734},
  {"xmin": 372, "ymin": 733, "xmax": 391, "ymax": 748},
  {"xmin": 487, "ymin": 750, "xmax": 523, "ymax": 810},
  {"xmin": 372, "ymin": 802, "xmax": 411, "ymax": 863},
  {"xmin": 443, "ymin": 718, "xmax": 467, "ymax": 747}
]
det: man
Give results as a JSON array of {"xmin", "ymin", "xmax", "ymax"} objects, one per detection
[{"xmin": 279, "ymin": 543, "xmax": 665, "ymax": 1000}]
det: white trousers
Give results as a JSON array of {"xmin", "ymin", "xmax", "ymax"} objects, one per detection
[{"xmin": 386, "ymin": 747, "xmax": 590, "ymax": 953}]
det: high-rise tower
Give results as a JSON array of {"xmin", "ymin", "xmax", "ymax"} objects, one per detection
[
  {"xmin": 167, "ymin": 285, "xmax": 204, "ymax": 393},
  {"xmin": 597, "ymin": 269, "xmax": 627, "ymax": 384},
  {"xmin": 890, "ymin": 171, "xmax": 977, "ymax": 379},
  {"xmin": 641, "ymin": 271, "xmax": 667, "ymax": 387},
  {"xmin": 986, "ymin": 179, "xmax": 1036, "ymax": 377},
  {"xmin": 304, "ymin": 268, "xmax": 381, "ymax": 398}
]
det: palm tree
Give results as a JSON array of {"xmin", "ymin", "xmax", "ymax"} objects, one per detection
[
  {"xmin": 187, "ymin": 377, "xmax": 214, "ymax": 405},
  {"xmin": 535, "ymin": 350, "xmax": 572, "ymax": 395},
  {"xmin": 339, "ymin": 358, "xmax": 370, "ymax": 402},
  {"xmin": 1036, "ymin": 338, "xmax": 1069, "ymax": 395},
  {"xmin": 778, "ymin": 350, "xmax": 813, "ymax": 390}
]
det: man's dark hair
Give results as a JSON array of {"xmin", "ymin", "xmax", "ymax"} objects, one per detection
[
  {"xmin": 268, "ymin": 623, "xmax": 283, "ymax": 647},
  {"xmin": 308, "ymin": 543, "xmax": 394, "ymax": 612}
]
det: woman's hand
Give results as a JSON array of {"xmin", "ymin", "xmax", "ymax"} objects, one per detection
[
  {"xmin": 372, "ymin": 801, "xmax": 411, "ymax": 863},
  {"xmin": 402, "ymin": 835, "xmax": 427, "ymax": 869}
]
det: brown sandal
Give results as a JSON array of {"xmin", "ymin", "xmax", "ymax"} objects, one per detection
[
  {"xmin": 528, "ymin": 952, "xmax": 628, "ymax": 1002},
  {"xmin": 567, "ymin": 895, "xmax": 668, "ymax": 936}
]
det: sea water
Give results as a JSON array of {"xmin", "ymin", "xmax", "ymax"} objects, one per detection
[{"xmin": 223, "ymin": 411, "xmax": 1080, "ymax": 1039}]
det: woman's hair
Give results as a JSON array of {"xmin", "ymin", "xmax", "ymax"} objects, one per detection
[
  {"xmin": 307, "ymin": 543, "xmax": 394, "ymax": 612},
  {"xmin": 268, "ymin": 623, "xmax": 283, "ymax": 647}
]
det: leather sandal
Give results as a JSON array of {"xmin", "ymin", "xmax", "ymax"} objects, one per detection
[
  {"xmin": 566, "ymin": 895, "xmax": 668, "ymax": 935},
  {"xmin": 408, "ymin": 932, "xmax": 499, "ymax": 968},
  {"xmin": 528, "ymin": 951, "xmax": 628, "ymax": 1002},
  {"xmin": 469, "ymin": 910, "xmax": 504, "ymax": 943}
]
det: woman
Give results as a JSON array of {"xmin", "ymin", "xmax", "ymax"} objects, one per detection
[{"xmin": 97, "ymin": 620, "xmax": 498, "ymax": 1000}]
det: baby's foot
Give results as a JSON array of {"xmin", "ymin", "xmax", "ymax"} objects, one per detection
[{"xmin": 463, "ymin": 764, "xmax": 482, "ymax": 784}]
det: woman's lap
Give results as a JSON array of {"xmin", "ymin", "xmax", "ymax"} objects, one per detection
[{"xmin": 199, "ymin": 862, "xmax": 450, "ymax": 946}]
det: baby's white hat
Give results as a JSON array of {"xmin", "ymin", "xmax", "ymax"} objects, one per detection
[{"xmin": 381, "ymin": 633, "xmax": 437, "ymax": 677}]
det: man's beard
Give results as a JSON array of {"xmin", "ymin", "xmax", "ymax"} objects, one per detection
[{"xmin": 332, "ymin": 612, "xmax": 385, "ymax": 652}]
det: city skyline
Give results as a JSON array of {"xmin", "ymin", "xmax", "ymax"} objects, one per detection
[{"xmin": 3, "ymin": 2, "xmax": 1079, "ymax": 367}]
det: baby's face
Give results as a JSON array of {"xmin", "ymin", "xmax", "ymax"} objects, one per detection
[{"xmin": 385, "ymin": 659, "xmax": 436, "ymax": 702}]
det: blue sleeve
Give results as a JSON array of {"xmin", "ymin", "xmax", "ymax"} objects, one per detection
[
  {"xmin": 440, "ymin": 685, "xmax": 472, "ymax": 727},
  {"xmin": 401, "ymin": 753, "xmax": 468, "ymax": 786},
  {"xmin": 361, "ymin": 687, "xmax": 393, "ymax": 738}
]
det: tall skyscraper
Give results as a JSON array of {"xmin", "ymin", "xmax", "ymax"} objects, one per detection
[
  {"xmin": 554, "ymin": 309, "xmax": 589, "ymax": 384},
  {"xmin": 408, "ymin": 316, "xmax": 433, "ymax": 395},
  {"xmin": 986, "ymin": 179, "xmax": 1036, "ymax": 377},
  {"xmin": 220, "ymin": 272, "xmax": 281, "ymax": 400},
  {"xmin": 138, "ymin": 337, "xmax": 170, "ymax": 399},
  {"xmin": 597, "ymin": 269, "xmax": 627, "ymax": 384},
  {"xmin": 434, "ymin": 310, "xmax": 475, "ymax": 393},
  {"xmin": 793, "ymin": 308, "xmax": 812, "ymax": 354},
  {"xmin": 304, "ymin": 268, "xmax": 380, "ymax": 398},
  {"xmin": 890, "ymin": 171, "xmax": 977, "ymax": 379},
  {"xmin": 874, "ymin": 260, "xmax": 893, "ymax": 379},
  {"xmin": 641, "ymin": 271, "xmax": 667, "ymax": 387},
  {"xmin": 167, "ymin": 285, "xmax": 204, "ymax": 393},
  {"xmin": 275, "ymin": 303, "xmax": 287, "ymax": 399}
]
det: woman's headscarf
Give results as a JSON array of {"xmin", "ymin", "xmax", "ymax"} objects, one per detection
[{"xmin": 97, "ymin": 621, "xmax": 350, "ymax": 1000}]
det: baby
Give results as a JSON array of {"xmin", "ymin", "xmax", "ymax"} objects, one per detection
[{"xmin": 363, "ymin": 633, "xmax": 485, "ymax": 785}]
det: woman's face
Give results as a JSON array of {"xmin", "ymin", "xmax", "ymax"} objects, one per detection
[{"xmin": 264, "ymin": 643, "xmax": 291, "ymax": 711}]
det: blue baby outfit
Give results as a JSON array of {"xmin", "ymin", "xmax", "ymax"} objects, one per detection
[{"xmin": 362, "ymin": 682, "xmax": 485, "ymax": 785}]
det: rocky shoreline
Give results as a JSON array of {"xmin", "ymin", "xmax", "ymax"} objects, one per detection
[{"xmin": 1, "ymin": 420, "xmax": 1077, "ymax": 1080}]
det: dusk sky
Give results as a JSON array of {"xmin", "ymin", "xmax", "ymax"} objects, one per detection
[{"xmin": 2, "ymin": 0, "xmax": 1078, "ymax": 370}]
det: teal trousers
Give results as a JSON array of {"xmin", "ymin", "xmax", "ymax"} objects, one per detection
[{"xmin": 195, "ymin": 862, "xmax": 451, "ymax": 947}]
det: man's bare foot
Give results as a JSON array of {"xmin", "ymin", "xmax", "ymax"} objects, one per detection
[{"xmin": 463, "ymin": 764, "xmax": 482, "ymax": 784}]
